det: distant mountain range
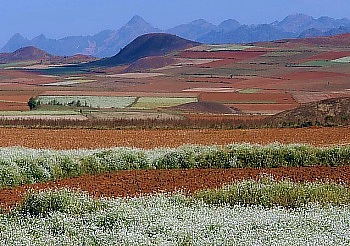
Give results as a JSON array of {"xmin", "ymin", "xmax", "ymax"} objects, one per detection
[{"xmin": 2, "ymin": 14, "xmax": 350, "ymax": 58}]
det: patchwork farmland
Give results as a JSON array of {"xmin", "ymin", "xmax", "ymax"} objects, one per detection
[{"xmin": 0, "ymin": 33, "xmax": 349, "ymax": 245}]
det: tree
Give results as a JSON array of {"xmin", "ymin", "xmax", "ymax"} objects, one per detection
[{"xmin": 28, "ymin": 97, "xmax": 39, "ymax": 110}]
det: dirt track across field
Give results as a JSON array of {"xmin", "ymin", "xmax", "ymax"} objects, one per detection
[{"xmin": 1, "ymin": 166, "xmax": 349, "ymax": 209}]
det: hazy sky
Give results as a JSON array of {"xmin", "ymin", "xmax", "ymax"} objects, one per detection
[{"xmin": 1, "ymin": 0, "xmax": 349, "ymax": 48}]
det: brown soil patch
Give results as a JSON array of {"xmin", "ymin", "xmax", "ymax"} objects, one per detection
[
  {"xmin": 0, "ymin": 101, "xmax": 29, "ymax": 111},
  {"xmin": 0, "ymin": 127, "xmax": 349, "ymax": 150},
  {"xmin": 293, "ymin": 92, "xmax": 350, "ymax": 104},
  {"xmin": 185, "ymin": 77, "xmax": 244, "ymax": 84},
  {"xmin": 171, "ymin": 101, "xmax": 238, "ymax": 114},
  {"xmin": 228, "ymin": 103, "xmax": 299, "ymax": 114},
  {"xmin": 199, "ymin": 92, "xmax": 296, "ymax": 104},
  {"xmin": 1, "ymin": 166, "xmax": 349, "ymax": 209},
  {"xmin": 0, "ymin": 69, "xmax": 57, "ymax": 85},
  {"xmin": 300, "ymin": 51, "xmax": 350, "ymax": 63},
  {"xmin": 283, "ymin": 71, "xmax": 346, "ymax": 80},
  {"xmin": 124, "ymin": 56, "xmax": 176, "ymax": 72},
  {"xmin": 184, "ymin": 114, "xmax": 267, "ymax": 121},
  {"xmin": 0, "ymin": 95, "xmax": 32, "ymax": 103}
]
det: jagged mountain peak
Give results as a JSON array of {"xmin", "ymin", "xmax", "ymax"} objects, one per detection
[
  {"xmin": 124, "ymin": 15, "xmax": 153, "ymax": 28},
  {"xmin": 1, "ymin": 33, "xmax": 30, "ymax": 53}
]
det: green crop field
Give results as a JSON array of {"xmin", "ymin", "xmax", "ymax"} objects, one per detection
[
  {"xmin": 333, "ymin": 56, "xmax": 350, "ymax": 63},
  {"xmin": 238, "ymin": 88, "xmax": 262, "ymax": 94},
  {"xmin": 44, "ymin": 79, "xmax": 96, "ymax": 86},
  {"xmin": 206, "ymin": 45, "xmax": 255, "ymax": 51},
  {"xmin": 296, "ymin": 60, "xmax": 337, "ymax": 67},
  {"xmin": 38, "ymin": 96, "xmax": 137, "ymax": 109}
]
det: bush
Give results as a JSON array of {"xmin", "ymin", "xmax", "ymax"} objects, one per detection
[
  {"xmin": 19, "ymin": 188, "xmax": 105, "ymax": 216},
  {"xmin": 194, "ymin": 175, "xmax": 350, "ymax": 208}
]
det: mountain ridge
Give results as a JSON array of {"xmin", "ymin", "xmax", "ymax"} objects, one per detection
[{"xmin": 2, "ymin": 14, "xmax": 350, "ymax": 58}]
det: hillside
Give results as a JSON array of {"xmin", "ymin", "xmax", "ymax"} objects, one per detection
[
  {"xmin": 91, "ymin": 33, "xmax": 200, "ymax": 67},
  {"xmin": 124, "ymin": 56, "xmax": 176, "ymax": 72},
  {"xmin": 0, "ymin": 46, "xmax": 96, "ymax": 64},
  {"xmin": 267, "ymin": 97, "xmax": 350, "ymax": 127},
  {"xmin": 0, "ymin": 46, "xmax": 53, "ymax": 63}
]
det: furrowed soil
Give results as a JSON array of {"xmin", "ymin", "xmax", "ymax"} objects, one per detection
[
  {"xmin": 1, "ymin": 127, "xmax": 350, "ymax": 149},
  {"xmin": 1, "ymin": 166, "xmax": 350, "ymax": 209}
]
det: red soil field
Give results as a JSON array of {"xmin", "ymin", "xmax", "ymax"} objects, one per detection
[
  {"xmin": 185, "ymin": 77, "xmax": 244, "ymax": 84},
  {"xmin": 0, "ymin": 95, "xmax": 32, "ymax": 103},
  {"xmin": 0, "ymin": 127, "xmax": 349, "ymax": 150},
  {"xmin": 0, "ymin": 70, "xmax": 57, "ymax": 85},
  {"xmin": 178, "ymin": 51, "xmax": 267, "ymax": 60},
  {"xmin": 214, "ymin": 77, "xmax": 285, "ymax": 90},
  {"xmin": 40, "ymin": 90, "xmax": 199, "ymax": 98},
  {"xmin": 283, "ymin": 71, "xmax": 347, "ymax": 80},
  {"xmin": 124, "ymin": 56, "xmax": 176, "ymax": 72},
  {"xmin": 1, "ymin": 166, "xmax": 349, "ymax": 209},
  {"xmin": 300, "ymin": 51, "xmax": 350, "ymax": 63},
  {"xmin": 293, "ymin": 92, "xmax": 350, "ymax": 104},
  {"xmin": 0, "ymin": 101, "xmax": 29, "ymax": 111},
  {"xmin": 199, "ymin": 92, "xmax": 297, "ymax": 104}
]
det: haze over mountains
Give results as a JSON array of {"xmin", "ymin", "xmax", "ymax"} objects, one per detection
[{"xmin": 2, "ymin": 14, "xmax": 350, "ymax": 58}]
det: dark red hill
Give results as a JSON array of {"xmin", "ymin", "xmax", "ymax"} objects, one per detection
[
  {"xmin": 92, "ymin": 33, "xmax": 201, "ymax": 67},
  {"xmin": 0, "ymin": 46, "xmax": 53, "ymax": 63}
]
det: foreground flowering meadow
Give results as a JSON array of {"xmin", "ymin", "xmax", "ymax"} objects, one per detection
[
  {"xmin": 0, "ymin": 189, "xmax": 349, "ymax": 245},
  {"xmin": 0, "ymin": 143, "xmax": 348, "ymax": 245}
]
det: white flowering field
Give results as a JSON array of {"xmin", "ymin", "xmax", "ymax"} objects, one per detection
[{"xmin": 0, "ymin": 190, "xmax": 349, "ymax": 245}]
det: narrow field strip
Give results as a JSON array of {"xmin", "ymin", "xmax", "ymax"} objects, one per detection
[
  {"xmin": 0, "ymin": 144, "xmax": 349, "ymax": 191},
  {"xmin": 0, "ymin": 127, "xmax": 349, "ymax": 149},
  {"xmin": 2, "ymin": 189, "xmax": 350, "ymax": 245},
  {"xmin": 1, "ymin": 166, "xmax": 350, "ymax": 209}
]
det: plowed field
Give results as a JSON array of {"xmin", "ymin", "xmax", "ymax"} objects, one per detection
[
  {"xmin": 1, "ymin": 166, "xmax": 350, "ymax": 209},
  {"xmin": 199, "ymin": 92, "xmax": 296, "ymax": 104},
  {"xmin": 0, "ymin": 127, "xmax": 349, "ymax": 149}
]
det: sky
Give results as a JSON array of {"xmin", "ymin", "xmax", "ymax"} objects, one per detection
[{"xmin": 0, "ymin": 0, "xmax": 349, "ymax": 48}]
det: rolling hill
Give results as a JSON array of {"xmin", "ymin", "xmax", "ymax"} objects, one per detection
[
  {"xmin": 0, "ymin": 46, "xmax": 53, "ymax": 63},
  {"xmin": 0, "ymin": 46, "xmax": 96, "ymax": 64},
  {"xmin": 90, "ymin": 33, "xmax": 200, "ymax": 67},
  {"xmin": 266, "ymin": 97, "xmax": 350, "ymax": 127}
]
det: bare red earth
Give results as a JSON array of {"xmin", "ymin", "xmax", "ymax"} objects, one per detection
[
  {"xmin": 300, "ymin": 51, "xmax": 350, "ymax": 62},
  {"xmin": 1, "ymin": 166, "xmax": 349, "ymax": 209},
  {"xmin": 283, "ymin": 71, "xmax": 347, "ymax": 80},
  {"xmin": 0, "ymin": 101, "xmax": 29, "ymax": 111},
  {"xmin": 199, "ymin": 92, "xmax": 297, "ymax": 104}
]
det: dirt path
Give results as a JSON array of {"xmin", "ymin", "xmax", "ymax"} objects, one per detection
[{"xmin": 1, "ymin": 166, "xmax": 349, "ymax": 209}]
